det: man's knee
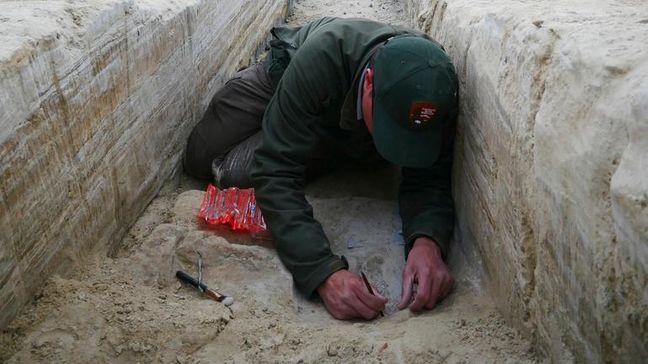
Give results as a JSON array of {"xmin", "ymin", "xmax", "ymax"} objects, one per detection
[{"xmin": 182, "ymin": 63, "xmax": 272, "ymax": 180}]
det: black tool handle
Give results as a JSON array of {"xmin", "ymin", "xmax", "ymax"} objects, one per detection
[{"xmin": 176, "ymin": 270, "xmax": 208, "ymax": 291}]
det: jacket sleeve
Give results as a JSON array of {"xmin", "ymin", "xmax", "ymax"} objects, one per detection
[
  {"xmin": 251, "ymin": 39, "xmax": 348, "ymax": 297},
  {"xmin": 399, "ymin": 124, "xmax": 455, "ymax": 259}
]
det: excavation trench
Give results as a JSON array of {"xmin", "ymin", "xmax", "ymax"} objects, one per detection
[{"xmin": 1, "ymin": 0, "xmax": 646, "ymax": 363}]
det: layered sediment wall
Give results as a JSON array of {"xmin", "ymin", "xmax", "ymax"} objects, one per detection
[
  {"xmin": 404, "ymin": 0, "xmax": 647, "ymax": 362},
  {"xmin": 2, "ymin": 0, "xmax": 646, "ymax": 362},
  {"xmin": 0, "ymin": 0, "xmax": 289, "ymax": 328}
]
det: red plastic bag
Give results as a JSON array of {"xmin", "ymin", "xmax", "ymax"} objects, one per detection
[{"xmin": 198, "ymin": 184, "xmax": 267, "ymax": 233}]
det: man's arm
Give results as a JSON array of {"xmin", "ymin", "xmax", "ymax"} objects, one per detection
[
  {"xmin": 252, "ymin": 21, "xmax": 387, "ymax": 319},
  {"xmin": 251, "ymin": 75, "xmax": 386, "ymax": 319},
  {"xmin": 397, "ymin": 123, "xmax": 456, "ymax": 311},
  {"xmin": 250, "ymin": 77, "xmax": 346, "ymax": 298},
  {"xmin": 398, "ymin": 143, "xmax": 455, "ymax": 258},
  {"xmin": 251, "ymin": 22, "xmax": 361, "ymax": 297}
]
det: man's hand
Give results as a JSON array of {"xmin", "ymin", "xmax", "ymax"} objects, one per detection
[
  {"xmin": 317, "ymin": 270, "xmax": 387, "ymax": 320},
  {"xmin": 398, "ymin": 237, "xmax": 454, "ymax": 312}
]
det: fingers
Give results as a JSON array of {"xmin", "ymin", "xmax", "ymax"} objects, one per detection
[
  {"xmin": 324, "ymin": 297, "xmax": 354, "ymax": 320},
  {"xmin": 423, "ymin": 272, "xmax": 455, "ymax": 310},
  {"xmin": 374, "ymin": 290, "xmax": 387, "ymax": 302},
  {"xmin": 353, "ymin": 298, "xmax": 380, "ymax": 320},
  {"xmin": 340, "ymin": 290, "xmax": 380, "ymax": 320},
  {"xmin": 440, "ymin": 275, "xmax": 455, "ymax": 299},
  {"xmin": 409, "ymin": 270, "xmax": 431, "ymax": 312},
  {"xmin": 400, "ymin": 267, "xmax": 456, "ymax": 312},
  {"xmin": 357, "ymin": 290, "xmax": 386, "ymax": 313},
  {"xmin": 319, "ymin": 271, "xmax": 388, "ymax": 320},
  {"xmin": 424, "ymin": 276, "xmax": 443, "ymax": 310},
  {"xmin": 352, "ymin": 278, "xmax": 386, "ymax": 319},
  {"xmin": 331, "ymin": 276, "xmax": 384, "ymax": 320},
  {"xmin": 398, "ymin": 272, "xmax": 414, "ymax": 310},
  {"xmin": 328, "ymin": 294, "xmax": 366, "ymax": 320}
]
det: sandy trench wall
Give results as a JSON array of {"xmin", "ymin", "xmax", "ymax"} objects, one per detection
[
  {"xmin": 0, "ymin": 0, "xmax": 289, "ymax": 329},
  {"xmin": 404, "ymin": 0, "xmax": 647, "ymax": 362}
]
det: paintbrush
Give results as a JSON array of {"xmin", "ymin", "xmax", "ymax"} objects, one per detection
[
  {"xmin": 360, "ymin": 271, "xmax": 384, "ymax": 317},
  {"xmin": 176, "ymin": 270, "xmax": 234, "ymax": 306}
]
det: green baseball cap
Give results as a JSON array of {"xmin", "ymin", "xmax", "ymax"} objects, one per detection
[{"xmin": 372, "ymin": 35, "xmax": 458, "ymax": 168}]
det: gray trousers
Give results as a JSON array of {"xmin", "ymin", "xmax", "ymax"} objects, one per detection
[
  {"xmin": 184, "ymin": 63, "xmax": 339, "ymax": 187},
  {"xmin": 184, "ymin": 63, "xmax": 274, "ymax": 181}
]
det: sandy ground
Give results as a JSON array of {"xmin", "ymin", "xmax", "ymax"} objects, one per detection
[
  {"xmin": 0, "ymin": 1, "xmax": 542, "ymax": 363},
  {"xmin": 0, "ymin": 164, "xmax": 539, "ymax": 363},
  {"xmin": 287, "ymin": 0, "xmax": 408, "ymax": 25}
]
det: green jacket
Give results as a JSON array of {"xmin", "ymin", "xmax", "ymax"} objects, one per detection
[{"xmin": 251, "ymin": 17, "xmax": 455, "ymax": 297}]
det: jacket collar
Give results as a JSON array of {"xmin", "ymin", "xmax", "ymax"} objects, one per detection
[{"xmin": 339, "ymin": 43, "xmax": 384, "ymax": 131}]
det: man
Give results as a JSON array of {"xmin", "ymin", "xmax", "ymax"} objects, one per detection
[{"xmin": 184, "ymin": 17, "xmax": 458, "ymax": 320}]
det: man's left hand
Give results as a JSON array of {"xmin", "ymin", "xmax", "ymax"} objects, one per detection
[{"xmin": 398, "ymin": 237, "xmax": 454, "ymax": 312}]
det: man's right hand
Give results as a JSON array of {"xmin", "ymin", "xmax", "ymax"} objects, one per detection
[{"xmin": 317, "ymin": 270, "xmax": 387, "ymax": 320}]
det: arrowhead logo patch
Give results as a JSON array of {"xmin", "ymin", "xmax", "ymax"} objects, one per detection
[{"xmin": 408, "ymin": 101, "xmax": 438, "ymax": 130}]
